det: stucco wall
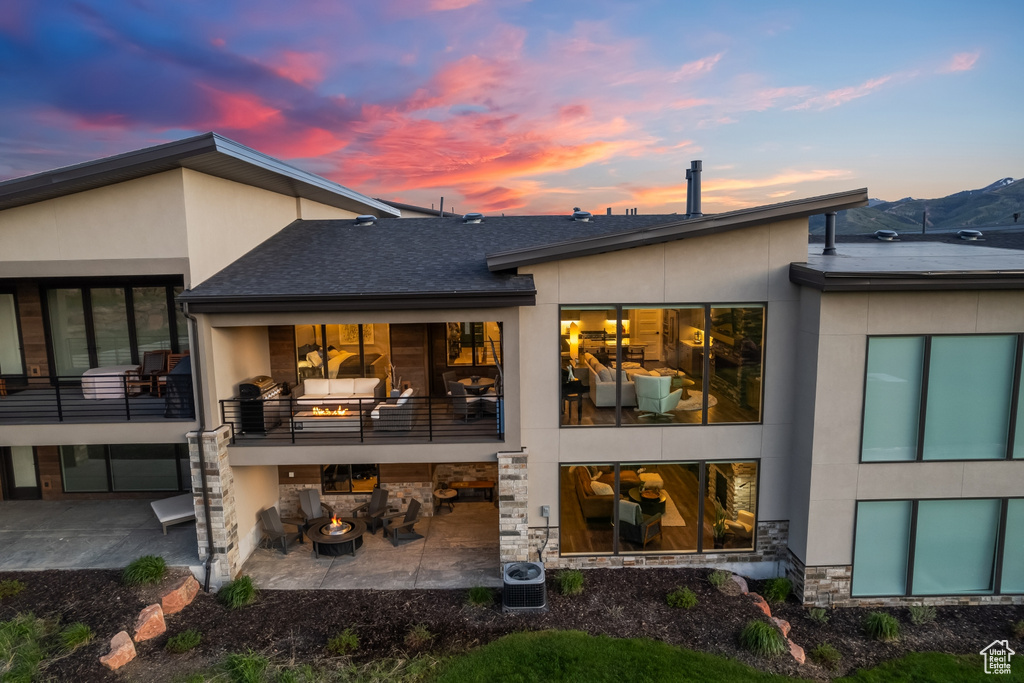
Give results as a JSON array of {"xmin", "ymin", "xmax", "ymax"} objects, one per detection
[
  {"xmin": 801, "ymin": 290, "xmax": 1024, "ymax": 567},
  {"xmin": 518, "ymin": 219, "xmax": 808, "ymax": 529},
  {"xmin": 231, "ymin": 464, "xmax": 280, "ymax": 565}
]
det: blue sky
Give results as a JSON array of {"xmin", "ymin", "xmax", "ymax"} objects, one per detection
[{"xmin": 0, "ymin": 0, "xmax": 1020, "ymax": 214}]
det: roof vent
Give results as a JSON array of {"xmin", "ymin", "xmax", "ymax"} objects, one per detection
[
  {"xmin": 462, "ymin": 212, "xmax": 484, "ymax": 223},
  {"xmin": 957, "ymin": 229, "xmax": 983, "ymax": 241},
  {"xmin": 874, "ymin": 229, "xmax": 899, "ymax": 241},
  {"xmin": 355, "ymin": 215, "xmax": 377, "ymax": 227},
  {"xmin": 572, "ymin": 208, "xmax": 591, "ymax": 222}
]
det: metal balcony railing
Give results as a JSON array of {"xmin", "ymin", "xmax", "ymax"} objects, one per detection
[
  {"xmin": 220, "ymin": 394, "xmax": 504, "ymax": 444},
  {"xmin": 0, "ymin": 375, "xmax": 195, "ymax": 424}
]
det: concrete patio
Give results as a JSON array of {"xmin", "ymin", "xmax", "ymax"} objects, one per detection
[
  {"xmin": 0, "ymin": 499, "xmax": 200, "ymax": 571},
  {"xmin": 241, "ymin": 500, "xmax": 500, "ymax": 590}
]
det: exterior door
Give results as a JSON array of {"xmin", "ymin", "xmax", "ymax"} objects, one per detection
[
  {"xmin": 1, "ymin": 446, "xmax": 41, "ymax": 500},
  {"xmin": 0, "ymin": 289, "xmax": 25, "ymax": 379}
]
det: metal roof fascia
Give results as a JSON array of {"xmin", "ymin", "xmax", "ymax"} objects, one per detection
[
  {"xmin": 486, "ymin": 188, "xmax": 869, "ymax": 271},
  {"xmin": 180, "ymin": 290, "xmax": 537, "ymax": 313},
  {"xmin": 789, "ymin": 263, "xmax": 1024, "ymax": 291}
]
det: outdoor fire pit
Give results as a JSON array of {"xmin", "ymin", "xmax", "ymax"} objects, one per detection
[{"xmin": 306, "ymin": 516, "xmax": 366, "ymax": 557}]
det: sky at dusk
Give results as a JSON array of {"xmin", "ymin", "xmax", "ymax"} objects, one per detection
[{"xmin": 1, "ymin": 0, "xmax": 1020, "ymax": 215}]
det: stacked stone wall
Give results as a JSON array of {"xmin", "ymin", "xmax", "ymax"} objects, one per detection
[{"xmin": 188, "ymin": 426, "xmax": 238, "ymax": 585}]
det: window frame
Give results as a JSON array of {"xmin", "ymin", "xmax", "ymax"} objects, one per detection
[
  {"xmin": 859, "ymin": 333, "xmax": 1023, "ymax": 463},
  {"xmin": 558, "ymin": 302, "xmax": 767, "ymax": 428},
  {"xmin": 445, "ymin": 321, "xmax": 503, "ymax": 368},
  {"xmin": 851, "ymin": 497, "xmax": 1021, "ymax": 598},
  {"xmin": 320, "ymin": 463, "xmax": 381, "ymax": 495},
  {"xmin": 558, "ymin": 458, "xmax": 761, "ymax": 557},
  {"xmin": 59, "ymin": 443, "xmax": 189, "ymax": 494},
  {"xmin": 0, "ymin": 286, "xmax": 27, "ymax": 379}
]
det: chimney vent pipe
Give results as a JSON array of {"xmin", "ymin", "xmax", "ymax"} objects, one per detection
[
  {"xmin": 689, "ymin": 160, "xmax": 703, "ymax": 217},
  {"xmin": 823, "ymin": 212, "xmax": 837, "ymax": 255},
  {"xmin": 685, "ymin": 168, "xmax": 693, "ymax": 217}
]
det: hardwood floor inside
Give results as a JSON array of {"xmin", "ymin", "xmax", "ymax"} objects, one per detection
[{"xmin": 559, "ymin": 464, "xmax": 755, "ymax": 555}]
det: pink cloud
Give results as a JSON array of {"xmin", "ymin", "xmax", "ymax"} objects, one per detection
[
  {"xmin": 787, "ymin": 76, "xmax": 892, "ymax": 111},
  {"xmin": 271, "ymin": 51, "xmax": 327, "ymax": 86},
  {"xmin": 940, "ymin": 51, "xmax": 979, "ymax": 73},
  {"xmin": 669, "ymin": 53, "xmax": 723, "ymax": 82},
  {"xmin": 428, "ymin": 0, "xmax": 482, "ymax": 10},
  {"xmin": 630, "ymin": 168, "xmax": 852, "ymax": 206}
]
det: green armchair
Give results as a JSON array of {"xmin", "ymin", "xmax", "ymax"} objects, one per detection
[{"xmin": 634, "ymin": 374, "xmax": 682, "ymax": 418}]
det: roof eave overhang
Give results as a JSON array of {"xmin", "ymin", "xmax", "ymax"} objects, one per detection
[
  {"xmin": 789, "ymin": 263, "xmax": 1024, "ymax": 291},
  {"xmin": 179, "ymin": 289, "xmax": 537, "ymax": 314},
  {"xmin": 485, "ymin": 188, "xmax": 869, "ymax": 271},
  {"xmin": 0, "ymin": 132, "xmax": 399, "ymax": 217}
]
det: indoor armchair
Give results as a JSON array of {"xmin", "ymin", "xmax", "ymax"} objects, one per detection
[{"xmin": 634, "ymin": 374, "xmax": 682, "ymax": 419}]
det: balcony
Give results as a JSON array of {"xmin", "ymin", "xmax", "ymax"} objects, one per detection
[
  {"xmin": 0, "ymin": 376, "xmax": 195, "ymax": 424},
  {"xmin": 220, "ymin": 395, "xmax": 504, "ymax": 445}
]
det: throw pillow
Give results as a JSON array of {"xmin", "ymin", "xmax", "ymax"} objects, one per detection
[
  {"xmin": 598, "ymin": 367, "xmax": 613, "ymax": 383},
  {"xmin": 590, "ymin": 480, "xmax": 614, "ymax": 496}
]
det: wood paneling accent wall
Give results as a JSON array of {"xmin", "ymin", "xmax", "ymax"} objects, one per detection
[
  {"xmin": 277, "ymin": 465, "xmax": 321, "ymax": 485},
  {"xmin": 36, "ymin": 446, "xmax": 161, "ymax": 501},
  {"xmin": 268, "ymin": 326, "xmax": 297, "ymax": 388},
  {"xmin": 389, "ymin": 324, "xmax": 428, "ymax": 396},
  {"xmin": 17, "ymin": 283, "xmax": 49, "ymax": 375}
]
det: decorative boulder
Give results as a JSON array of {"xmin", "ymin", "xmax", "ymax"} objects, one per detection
[
  {"xmin": 730, "ymin": 574, "xmax": 749, "ymax": 595},
  {"xmin": 749, "ymin": 592, "xmax": 772, "ymax": 618},
  {"xmin": 132, "ymin": 603, "xmax": 166, "ymax": 642},
  {"xmin": 100, "ymin": 631, "xmax": 136, "ymax": 671},
  {"xmin": 161, "ymin": 575, "xmax": 200, "ymax": 615},
  {"xmin": 771, "ymin": 617, "xmax": 791, "ymax": 637},
  {"xmin": 787, "ymin": 638, "xmax": 806, "ymax": 665}
]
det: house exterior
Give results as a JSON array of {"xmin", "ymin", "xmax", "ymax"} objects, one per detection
[{"xmin": 3, "ymin": 136, "xmax": 1022, "ymax": 606}]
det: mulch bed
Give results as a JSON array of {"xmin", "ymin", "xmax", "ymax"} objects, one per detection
[{"xmin": 1, "ymin": 567, "xmax": 1021, "ymax": 681}]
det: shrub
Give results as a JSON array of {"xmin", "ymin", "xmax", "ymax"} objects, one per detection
[
  {"xmin": 0, "ymin": 613, "xmax": 57, "ymax": 682},
  {"xmin": 218, "ymin": 575, "xmax": 258, "ymax": 609},
  {"xmin": 0, "ymin": 579, "xmax": 26, "ymax": 600},
  {"xmin": 224, "ymin": 650, "xmax": 269, "ymax": 683},
  {"xmin": 59, "ymin": 622, "xmax": 93, "ymax": 651},
  {"xmin": 557, "ymin": 569, "xmax": 584, "ymax": 596},
  {"xmin": 707, "ymin": 570, "xmax": 731, "ymax": 589},
  {"xmin": 810, "ymin": 642, "xmax": 841, "ymax": 670},
  {"xmin": 762, "ymin": 577, "xmax": 791, "ymax": 604},
  {"xmin": 326, "ymin": 628, "xmax": 359, "ymax": 656},
  {"xmin": 864, "ymin": 611, "xmax": 900, "ymax": 641},
  {"xmin": 909, "ymin": 604, "xmax": 936, "ymax": 626},
  {"xmin": 808, "ymin": 607, "xmax": 829, "ymax": 624},
  {"xmin": 1014, "ymin": 620, "xmax": 1024, "ymax": 639},
  {"xmin": 666, "ymin": 587, "xmax": 698, "ymax": 609},
  {"xmin": 738, "ymin": 620, "xmax": 787, "ymax": 658},
  {"xmin": 122, "ymin": 555, "xmax": 166, "ymax": 586},
  {"xmin": 405, "ymin": 624, "xmax": 434, "ymax": 650},
  {"xmin": 166, "ymin": 628, "xmax": 202, "ymax": 654},
  {"xmin": 467, "ymin": 586, "xmax": 493, "ymax": 607}
]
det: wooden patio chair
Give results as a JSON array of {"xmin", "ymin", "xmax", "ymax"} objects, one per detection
[
  {"xmin": 126, "ymin": 350, "xmax": 169, "ymax": 395},
  {"xmin": 155, "ymin": 351, "xmax": 189, "ymax": 396},
  {"xmin": 350, "ymin": 487, "xmax": 389, "ymax": 534},
  {"xmin": 259, "ymin": 507, "xmax": 301, "ymax": 554},
  {"xmin": 382, "ymin": 498, "xmax": 423, "ymax": 547}
]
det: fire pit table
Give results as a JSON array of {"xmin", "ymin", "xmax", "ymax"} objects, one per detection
[{"xmin": 305, "ymin": 516, "xmax": 367, "ymax": 557}]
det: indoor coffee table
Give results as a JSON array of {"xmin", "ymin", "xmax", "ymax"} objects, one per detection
[
  {"xmin": 305, "ymin": 516, "xmax": 367, "ymax": 557},
  {"xmin": 628, "ymin": 487, "xmax": 667, "ymax": 515}
]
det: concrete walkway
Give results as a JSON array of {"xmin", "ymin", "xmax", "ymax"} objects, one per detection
[
  {"xmin": 241, "ymin": 500, "xmax": 500, "ymax": 590},
  {"xmin": 0, "ymin": 499, "xmax": 200, "ymax": 571}
]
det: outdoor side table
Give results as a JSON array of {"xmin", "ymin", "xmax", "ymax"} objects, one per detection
[{"xmin": 433, "ymin": 488, "xmax": 457, "ymax": 513}]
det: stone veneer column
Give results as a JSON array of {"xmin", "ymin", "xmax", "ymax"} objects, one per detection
[
  {"xmin": 497, "ymin": 449, "xmax": 529, "ymax": 563},
  {"xmin": 188, "ymin": 426, "xmax": 239, "ymax": 586}
]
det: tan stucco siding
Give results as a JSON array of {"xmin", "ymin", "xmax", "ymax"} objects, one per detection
[
  {"xmin": 518, "ymin": 219, "xmax": 809, "ymax": 526},
  {"xmin": 231, "ymin": 464, "xmax": 280, "ymax": 564},
  {"xmin": 802, "ymin": 290, "xmax": 1024, "ymax": 567},
  {"xmin": 297, "ymin": 197, "xmax": 361, "ymax": 221},
  {"xmin": 0, "ymin": 170, "xmax": 189, "ymax": 264}
]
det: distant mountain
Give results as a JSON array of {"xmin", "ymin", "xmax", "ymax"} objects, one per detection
[{"xmin": 809, "ymin": 178, "xmax": 1024, "ymax": 234}]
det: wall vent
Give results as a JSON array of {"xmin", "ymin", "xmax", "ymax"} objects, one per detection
[
  {"xmin": 462, "ymin": 212, "xmax": 484, "ymax": 223},
  {"xmin": 874, "ymin": 229, "xmax": 899, "ymax": 241},
  {"xmin": 957, "ymin": 229, "xmax": 983, "ymax": 241}
]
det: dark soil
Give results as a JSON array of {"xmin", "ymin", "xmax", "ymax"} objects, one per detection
[{"xmin": 1, "ymin": 568, "xmax": 1020, "ymax": 681}]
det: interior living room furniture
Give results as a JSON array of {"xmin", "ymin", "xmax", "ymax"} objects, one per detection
[
  {"xmin": 299, "ymin": 488, "xmax": 335, "ymax": 524},
  {"xmin": 618, "ymin": 499, "xmax": 663, "ymax": 549},
  {"xmin": 259, "ymin": 507, "xmax": 302, "ymax": 554},
  {"xmin": 570, "ymin": 465, "xmax": 614, "ymax": 519},
  {"xmin": 725, "ymin": 509, "xmax": 755, "ymax": 541},
  {"xmin": 624, "ymin": 346, "xmax": 645, "ymax": 363},
  {"xmin": 296, "ymin": 378, "xmax": 382, "ymax": 409},
  {"xmin": 370, "ymin": 387, "xmax": 415, "ymax": 431},
  {"xmin": 560, "ymin": 368, "xmax": 584, "ymax": 423},
  {"xmin": 449, "ymin": 381, "xmax": 481, "ymax": 421},
  {"xmin": 127, "ymin": 350, "xmax": 169, "ymax": 395},
  {"xmin": 150, "ymin": 493, "xmax": 195, "ymax": 534},
  {"xmin": 351, "ymin": 487, "xmax": 389, "ymax": 534},
  {"xmin": 635, "ymin": 374, "xmax": 683, "ymax": 418},
  {"xmin": 628, "ymin": 486, "xmax": 668, "ymax": 515},
  {"xmin": 581, "ymin": 352, "xmax": 638, "ymax": 407},
  {"xmin": 382, "ymin": 498, "xmax": 423, "ymax": 546}
]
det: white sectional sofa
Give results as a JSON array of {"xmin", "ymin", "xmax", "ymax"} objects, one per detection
[{"xmin": 296, "ymin": 378, "xmax": 382, "ymax": 407}]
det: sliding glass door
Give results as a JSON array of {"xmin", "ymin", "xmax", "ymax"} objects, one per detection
[{"xmin": 0, "ymin": 291, "xmax": 25, "ymax": 377}]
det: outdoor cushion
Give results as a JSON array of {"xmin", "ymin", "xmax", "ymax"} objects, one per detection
[
  {"xmin": 353, "ymin": 377, "xmax": 379, "ymax": 395},
  {"xmin": 328, "ymin": 378, "xmax": 355, "ymax": 395},
  {"xmin": 302, "ymin": 379, "xmax": 330, "ymax": 396},
  {"xmin": 396, "ymin": 387, "xmax": 414, "ymax": 405}
]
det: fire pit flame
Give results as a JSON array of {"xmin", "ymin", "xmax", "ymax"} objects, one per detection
[
  {"xmin": 322, "ymin": 516, "xmax": 353, "ymax": 536},
  {"xmin": 312, "ymin": 406, "xmax": 347, "ymax": 416}
]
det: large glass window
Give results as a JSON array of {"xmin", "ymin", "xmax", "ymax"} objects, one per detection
[
  {"xmin": 559, "ymin": 460, "xmax": 757, "ymax": 556},
  {"xmin": 133, "ymin": 287, "xmax": 172, "ymax": 354},
  {"xmin": 852, "ymin": 501, "xmax": 912, "ymax": 596},
  {"xmin": 853, "ymin": 498, "xmax": 1014, "ymax": 597},
  {"xmin": 60, "ymin": 443, "xmax": 187, "ymax": 493},
  {"xmin": 91, "ymin": 288, "xmax": 133, "ymax": 366},
  {"xmin": 47, "ymin": 288, "xmax": 89, "ymax": 376},
  {"xmin": 295, "ymin": 324, "xmax": 394, "ymax": 388},
  {"xmin": 0, "ymin": 292, "xmax": 24, "ymax": 376},
  {"xmin": 862, "ymin": 337, "xmax": 924, "ymax": 462},
  {"xmin": 862, "ymin": 335, "xmax": 1021, "ymax": 461},
  {"xmin": 447, "ymin": 322, "xmax": 502, "ymax": 367},
  {"xmin": 560, "ymin": 304, "xmax": 763, "ymax": 427},
  {"xmin": 322, "ymin": 464, "xmax": 379, "ymax": 494}
]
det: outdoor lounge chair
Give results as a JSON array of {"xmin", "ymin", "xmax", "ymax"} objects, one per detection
[
  {"xmin": 259, "ymin": 507, "xmax": 302, "ymax": 554},
  {"xmin": 449, "ymin": 381, "xmax": 481, "ymax": 422},
  {"xmin": 150, "ymin": 493, "xmax": 195, "ymax": 534},
  {"xmin": 127, "ymin": 350, "xmax": 169, "ymax": 395},
  {"xmin": 351, "ymin": 487, "xmax": 389, "ymax": 534},
  {"xmin": 382, "ymin": 498, "xmax": 423, "ymax": 547},
  {"xmin": 299, "ymin": 488, "xmax": 335, "ymax": 524}
]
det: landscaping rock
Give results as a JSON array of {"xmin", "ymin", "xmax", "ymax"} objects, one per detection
[
  {"xmin": 730, "ymin": 574, "xmax": 749, "ymax": 594},
  {"xmin": 161, "ymin": 575, "xmax": 200, "ymax": 615},
  {"xmin": 787, "ymin": 638, "xmax": 806, "ymax": 665},
  {"xmin": 770, "ymin": 617, "xmax": 791, "ymax": 637},
  {"xmin": 99, "ymin": 631, "xmax": 136, "ymax": 671},
  {"xmin": 749, "ymin": 592, "xmax": 772, "ymax": 618},
  {"xmin": 132, "ymin": 603, "xmax": 166, "ymax": 642}
]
